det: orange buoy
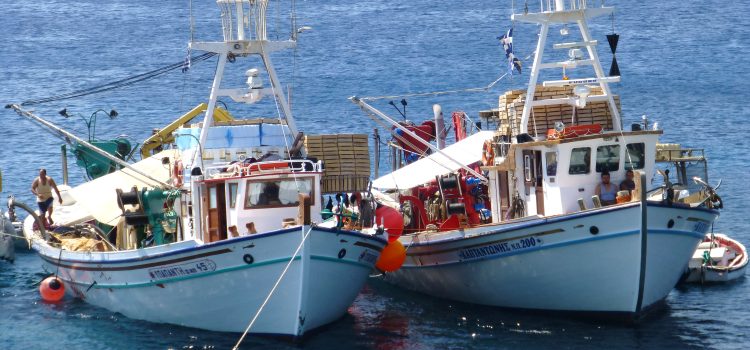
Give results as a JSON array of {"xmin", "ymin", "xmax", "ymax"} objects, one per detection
[
  {"xmin": 39, "ymin": 276, "xmax": 65, "ymax": 302},
  {"xmin": 375, "ymin": 240, "xmax": 407, "ymax": 272}
]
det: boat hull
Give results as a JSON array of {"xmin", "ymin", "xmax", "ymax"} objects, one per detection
[
  {"xmin": 384, "ymin": 202, "xmax": 718, "ymax": 317},
  {"xmin": 26, "ymin": 221, "xmax": 385, "ymax": 337},
  {"xmin": 683, "ymin": 264, "xmax": 747, "ymax": 283}
]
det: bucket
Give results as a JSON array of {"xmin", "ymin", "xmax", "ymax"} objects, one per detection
[{"xmin": 616, "ymin": 190, "xmax": 631, "ymax": 204}]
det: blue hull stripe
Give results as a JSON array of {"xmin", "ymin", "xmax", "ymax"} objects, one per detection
[
  {"xmin": 58, "ymin": 255, "xmax": 373, "ymax": 290},
  {"xmin": 401, "ymin": 229, "xmax": 704, "ymax": 269}
]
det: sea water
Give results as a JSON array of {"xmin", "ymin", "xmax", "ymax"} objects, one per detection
[{"xmin": 0, "ymin": 0, "xmax": 748, "ymax": 348}]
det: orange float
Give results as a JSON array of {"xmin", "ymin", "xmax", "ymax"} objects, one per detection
[
  {"xmin": 39, "ymin": 276, "xmax": 65, "ymax": 302},
  {"xmin": 375, "ymin": 240, "xmax": 406, "ymax": 272}
]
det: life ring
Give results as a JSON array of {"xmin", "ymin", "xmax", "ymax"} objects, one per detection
[
  {"xmin": 172, "ymin": 160, "xmax": 184, "ymax": 187},
  {"xmin": 481, "ymin": 140, "xmax": 495, "ymax": 166}
]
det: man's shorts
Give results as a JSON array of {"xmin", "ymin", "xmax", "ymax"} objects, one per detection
[{"xmin": 38, "ymin": 197, "xmax": 53, "ymax": 213}]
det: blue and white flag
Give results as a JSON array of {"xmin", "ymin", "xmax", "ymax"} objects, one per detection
[{"xmin": 498, "ymin": 28, "xmax": 522, "ymax": 74}]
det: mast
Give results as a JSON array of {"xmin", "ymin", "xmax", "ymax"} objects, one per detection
[
  {"xmin": 187, "ymin": 0, "xmax": 301, "ymax": 238},
  {"xmin": 189, "ymin": 0, "xmax": 299, "ymax": 170},
  {"xmin": 513, "ymin": 0, "xmax": 621, "ymax": 136}
]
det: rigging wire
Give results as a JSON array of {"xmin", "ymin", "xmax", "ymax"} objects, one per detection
[
  {"xmin": 359, "ymin": 51, "xmax": 534, "ymax": 102},
  {"xmin": 19, "ymin": 52, "xmax": 217, "ymax": 106}
]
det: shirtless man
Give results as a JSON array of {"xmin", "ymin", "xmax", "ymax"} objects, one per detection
[{"xmin": 31, "ymin": 168, "xmax": 62, "ymax": 227}]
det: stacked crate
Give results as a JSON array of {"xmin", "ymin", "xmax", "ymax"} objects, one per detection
[
  {"xmin": 494, "ymin": 85, "xmax": 621, "ymax": 137},
  {"xmin": 305, "ymin": 134, "xmax": 371, "ymax": 193}
]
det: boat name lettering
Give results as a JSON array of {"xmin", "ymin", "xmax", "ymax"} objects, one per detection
[
  {"xmin": 693, "ymin": 221, "xmax": 709, "ymax": 233},
  {"xmin": 358, "ymin": 250, "xmax": 378, "ymax": 265},
  {"xmin": 148, "ymin": 259, "xmax": 217, "ymax": 280},
  {"xmin": 458, "ymin": 237, "xmax": 542, "ymax": 260}
]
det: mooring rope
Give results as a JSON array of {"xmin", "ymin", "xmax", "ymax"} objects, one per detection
[
  {"xmin": 233, "ymin": 225, "xmax": 314, "ymax": 349},
  {"xmin": 0, "ymin": 231, "xmax": 26, "ymax": 240}
]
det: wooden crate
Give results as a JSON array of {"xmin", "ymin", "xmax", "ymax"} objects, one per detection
[
  {"xmin": 494, "ymin": 85, "xmax": 620, "ymax": 137},
  {"xmin": 305, "ymin": 134, "xmax": 371, "ymax": 193}
]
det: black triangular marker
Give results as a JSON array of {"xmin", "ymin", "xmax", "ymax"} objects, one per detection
[
  {"xmin": 609, "ymin": 57, "xmax": 620, "ymax": 77},
  {"xmin": 607, "ymin": 34, "xmax": 619, "ymax": 54}
]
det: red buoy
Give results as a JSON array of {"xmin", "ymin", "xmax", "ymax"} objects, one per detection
[
  {"xmin": 375, "ymin": 206, "xmax": 404, "ymax": 242},
  {"xmin": 39, "ymin": 276, "xmax": 65, "ymax": 302}
]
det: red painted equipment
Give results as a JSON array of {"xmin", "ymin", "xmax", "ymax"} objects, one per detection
[{"xmin": 393, "ymin": 121, "xmax": 435, "ymax": 158}]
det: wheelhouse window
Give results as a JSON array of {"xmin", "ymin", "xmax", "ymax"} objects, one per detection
[
  {"xmin": 625, "ymin": 143, "xmax": 645, "ymax": 170},
  {"xmin": 545, "ymin": 152, "xmax": 557, "ymax": 176},
  {"xmin": 569, "ymin": 147, "xmax": 591, "ymax": 175},
  {"xmin": 228, "ymin": 183, "xmax": 239, "ymax": 208},
  {"xmin": 523, "ymin": 154, "xmax": 533, "ymax": 182},
  {"xmin": 245, "ymin": 178, "xmax": 313, "ymax": 209},
  {"xmin": 596, "ymin": 145, "xmax": 620, "ymax": 172}
]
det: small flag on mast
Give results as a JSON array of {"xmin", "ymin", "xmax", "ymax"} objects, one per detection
[{"xmin": 498, "ymin": 28, "xmax": 522, "ymax": 74}]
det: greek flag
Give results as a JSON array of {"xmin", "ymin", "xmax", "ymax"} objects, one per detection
[{"xmin": 498, "ymin": 28, "xmax": 522, "ymax": 74}]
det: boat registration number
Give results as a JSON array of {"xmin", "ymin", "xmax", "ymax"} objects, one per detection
[
  {"xmin": 358, "ymin": 250, "xmax": 378, "ymax": 265},
  {"xmin": 458, "ymin": 236, "xmax": 543, "ymax": 261},
  {"xmin": 148, "ymin": 259, "xmax": 217, "ymax": 280}
]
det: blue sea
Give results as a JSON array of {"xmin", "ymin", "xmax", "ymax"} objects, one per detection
[{"xmin": 1, "ymin": 0, "xmax": 749, "ymax": 348}]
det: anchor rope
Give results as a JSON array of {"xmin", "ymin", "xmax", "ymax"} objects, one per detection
[{"xmin": 19, "ymin": 52, "xmax": 217, "ymax": 106}]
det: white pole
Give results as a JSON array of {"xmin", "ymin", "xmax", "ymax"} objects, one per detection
[
  {"xmin": 262, "ymin": 51, "xmax": 299, "ymax": 136},
  {"xmin": 194, "ymin": 52, "xmax": 228, "ymax": 169},
  {"xmin": 520, "ymin": 22, "xmax": 549, "ymax": 135},
  {"xmin": 235, "ymin": 1, "xmax": 245, "ymax": 40},
  {"xmin": 433, "ymin": 104, "xmax": 445, "ymax": 150},
  {"xmin": 555, "ymin": 0, "xmax": 565, "ymax": 11}
]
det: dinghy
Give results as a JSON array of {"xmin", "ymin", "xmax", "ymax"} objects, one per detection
[{"xmin": 684, "ymin": 233, "xmax": 747, "ymax": 283}]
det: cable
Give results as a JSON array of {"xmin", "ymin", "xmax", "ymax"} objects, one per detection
[
  {"xmin": 20, "ymin": 52, "xmax": 217, "ymax": 106},
  {"xmin": 358, "ymin": 51, "xmax": 533, "ymax": 102}
]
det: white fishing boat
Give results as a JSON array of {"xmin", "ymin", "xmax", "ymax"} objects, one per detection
[
  {"xmin": 350, "ymin": 0, "xmax": 722, "ymax": 319},
  {"xmin": 9, "ymin": 0, "xmax": 385, "ymax": 338},
  {"xmin": 684, "ymin": 233, "xmax": 747, "ymax": 283}
]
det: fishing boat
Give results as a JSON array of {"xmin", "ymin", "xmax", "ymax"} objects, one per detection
[
  {"xmin": 8, "ymin": 0, "xmax": 386, "ymax": 337},
  {"xmin": 684, "ymin": 233, "xmax": 747, "ymax": 283},
  {"xmin": 350, "ymin": 0, "xmax": 722, "ymax": 319}
]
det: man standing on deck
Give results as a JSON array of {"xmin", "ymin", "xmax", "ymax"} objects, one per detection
[{"xmin": 31, "ymin": 168, "xmax": 62, "ymax": 227}]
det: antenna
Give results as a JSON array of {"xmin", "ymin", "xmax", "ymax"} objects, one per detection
[{"xmin": 388, "ymin": 100, "xmax": 406, "ymax": 120}]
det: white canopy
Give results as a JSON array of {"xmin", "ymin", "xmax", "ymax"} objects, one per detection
[
  {"xmin": 372, "ymin": 131, "xmax": 495, "ymax": 190},
  {"xmin": 68, "ymin": 149, "xmax": 177, "ymax": 226}
]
